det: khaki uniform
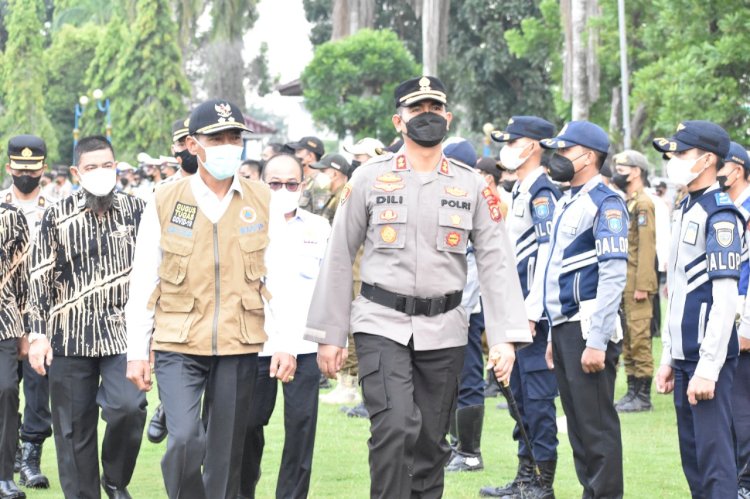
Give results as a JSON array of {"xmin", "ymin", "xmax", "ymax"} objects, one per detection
[
  {"xmin": 150, "ymin": 178, "xmax": 270, "ymax": 356},
  {"xmin": 305, "ymin": 151, "xmax": 530, "ymax": 349},
  {"xmin": 319, "ymin": 184, "xmax": 343, "ymax": 224},
  {"xmin": 622, "ymin": 189, "xmax": 658, "ymax": 377}
]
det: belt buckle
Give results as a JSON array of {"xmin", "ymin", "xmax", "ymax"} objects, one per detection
[
  {"xmin": 398, "ymin": 295, "xmax": 417, "ymax": 315},
  {"xmin": 427, "ymin": 296, "xmax": 447, "ymax": 317}
]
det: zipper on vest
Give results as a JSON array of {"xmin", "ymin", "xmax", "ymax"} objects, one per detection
[{"xmin": 212, "ymin": 223, "xmax": 220, "ymax": 355}]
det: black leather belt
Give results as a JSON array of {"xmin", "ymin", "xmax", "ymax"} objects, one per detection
[{"xmin": 360, "ymin": 282, "xmax": 463, "ymax": 317}]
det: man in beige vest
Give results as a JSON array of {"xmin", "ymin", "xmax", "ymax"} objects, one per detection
[{"xmin": 125, "ymin": 99, "xmax": 295, "ymax": 499}]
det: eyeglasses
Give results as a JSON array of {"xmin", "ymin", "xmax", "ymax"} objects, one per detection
[{"xmin": 268, "ymin": 181, "xmax": 301, "ymax": 192}]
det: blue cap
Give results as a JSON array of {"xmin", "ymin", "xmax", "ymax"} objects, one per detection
[
  {"xmin": 652, "ymin": 120, "xmax": 730, "ymax": 159},
  {"xmin": 540, "ymin": 121, "xmax": 610, "ymax": 154},
  {"xmin": 725, "ymin": 141, "xmax": 750, "ymax": 174},
  {"xmin": 491, "ymin": 116, "xmax": 555, "ymax": 143},
  {"xmin": 443, "ymin": 138, "xmax": 477, "ymax": 167}
]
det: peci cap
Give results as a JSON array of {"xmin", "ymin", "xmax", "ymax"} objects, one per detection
[
  {"xmin": 612, "ymin": 150, "xmax": 650, "ymax": 171},
  {"xmin": 7, "ymin": 135, "xmax": 46, "ymax": 171},
  {"xmin": 188, "ymin": 99, "xmax": 251, "ymax": 136},
  {"xmin": 541, "ymin": 121, "xmax": 610, "ymax": 155},
  {"xmin": 725, "ymin": 141, "xmax": 750, "ymax": 174},
  {"xmin": 286, "ymin": 136, "xmax": 325, "ymax": 158},
  {"xmin": 172, "ymin": 117, "xmax": 190, "ymax": 142},
  {"xmin": 343, "ymin": 137, "xmax": 385, "ymax": 158},
  {"xmin": 394, "ymin": 76, "xmax": 447, "ymax": 108},
  {"xmin": 652, "ymin": 120, "xmax": 730, "ymax": 159},
  {"xmin": 311, "ymin": 153, "xmax": 351, "ymax": 176},
  {"xmin": 491, "ymin": 116, "xmax": 555, "ymax": 143}
]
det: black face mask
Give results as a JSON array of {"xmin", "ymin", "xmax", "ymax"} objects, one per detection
[
  {"xmin": 351, "ymin": 159, "xmax": 361, "ymax": 170},
  {"xmin": 548, "ymin": 152, "xmax": 589, "ymax": 183},
  {"xmin": 611, "ymin": 172, "xmax": 630, "ymax": 192},
  {"xmin": 12, "ymin": 173, "xmax": 41, "ymax": 194},
  {"xmin": 176, "ymin": 149, "xmax": 199, "ymax": 174},
  {"xmin": 403, "ymin": 112, "xmax": 448, "ymax": 148},
  {"xmin": 120, "ymin": 178, "xmax": 130, "ymax": 188},
  {"xmin": 501, "ymin": 179, "xmax": 515, "ymax": 193}
]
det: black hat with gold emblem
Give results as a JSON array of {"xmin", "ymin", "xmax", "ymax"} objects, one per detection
[
  {"xmin": 188, "ymin": 99, "xmax": 252, "ymax": 135},
  {"xmin": 394, "ymin": 76, "xmax": 448, "ymax": 108},
  {"xmin": 7, "ymin": 135, "xmax": 46, "ymax": 171},
  {"xmin": 172, "ymin": 117, "xmax": 190, "ymax": 142}
]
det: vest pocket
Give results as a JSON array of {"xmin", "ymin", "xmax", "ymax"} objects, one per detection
[
  {"xmin": 154, "ymin": 294, "xmax": 195, "ymax": 344},
  {"xmin": 159, "ymin": 237, "xmax": 194, "ymax": 285},
  {"xmin": 239, "ymin": 236, "xmax": 269, "ymax": 282},
  {"xmin": 239, "ymin": 292, "xmax": 267, "ymax": 345}
]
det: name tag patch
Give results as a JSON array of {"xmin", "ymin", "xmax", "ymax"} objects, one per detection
[
  {"xmin": 171, "ymin": 202, "xmax": 197, "ymax": 229},
  {"xmin": 683, "ymin": 221, "xmax": 699, "ymax": 245}
]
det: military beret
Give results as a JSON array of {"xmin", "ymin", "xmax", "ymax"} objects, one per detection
[
  {"xmin": 652, "ymin": 120, "xmax": 730, "ymax": 159},
  {"xmin": 7, "ymin": 135, "xmax": 46, "ymax": 171},
  {"xmin": 188, "ymin": 99, "xmax": 251, "ymax": 135},
  {"xmin": 394, "ymin": 76, "xmax": 447, "ymax": 108},
  {"xmin": 491, "ymin": 116, "xmax": 555, "ymax": 143}
]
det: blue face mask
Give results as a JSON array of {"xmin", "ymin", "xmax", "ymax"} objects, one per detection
[{"xmin": 196, "ymin": 141, "xmax": 243, "ymax": 180}]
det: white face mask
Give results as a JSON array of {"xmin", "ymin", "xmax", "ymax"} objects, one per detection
[
  {"xmin": 313, "ymin": 171, "xmax": 332, "ymax": 189},
  {"xmin": 197, "ymin": 142, "xmax": 243, "ymax": 180},
  {"xmin": 666, "ymin": 154, "xmax": 706, "ymax": 187},
  {"xmin": 499, "ymin": 142, "xmax": 532, "ymax": 171},
  {"xmin": 270, "ymin": 188, "xmax": 301, "ymax": 216},
  {"xmin": 79, "ymin": 168, "xmax": 116, "ymax": 197}
]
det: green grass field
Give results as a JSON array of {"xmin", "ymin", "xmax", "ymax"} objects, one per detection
[{"xmin": 22, "ymin": 339, "xmax": 690, "ymax": 498}]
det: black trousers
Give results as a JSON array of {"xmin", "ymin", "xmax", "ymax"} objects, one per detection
[
  {"xmin": 0, "ymin": 339, "xmax": 19, "ymax": 480},
  {"xmin": 49, "ymin": 354, "xmax": 147, "ymax": 499},
  {"xmin": 354, "ymin": 333, "xmax": 465, "ymax": 499},
  {"xmin": 551, "ymin": 322, "xmax": 623, "ymax": 499},
  {"xmin": 239, "ymin": 353, "xmax": 320, "ymax": 499},
  {"xmin": 155, "ymin": 352, "xmax": 257, "ymax": 499},
  {"xmin": 17, "ymin": 358, "xmax": 52, "ymax": 443}
]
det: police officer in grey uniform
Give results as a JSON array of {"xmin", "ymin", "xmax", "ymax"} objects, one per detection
[{"xmin": 305, "ymin": 76, "xmax": 532, "ymax": 499}]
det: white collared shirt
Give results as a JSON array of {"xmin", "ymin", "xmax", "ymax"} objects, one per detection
[
  {"xmin": 263, "ymin": 208, "xmax": 331, "ymax": 357},
  {"xmin": 125, "ymin": 173, "xmax": 249, "ymax": 360}
]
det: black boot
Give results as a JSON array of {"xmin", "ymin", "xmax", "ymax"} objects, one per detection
[
  {"xmin": 446, "ymin": 405, "xmax": 484, "ymax": 472},
  {"xmin": 18, "ymin": 442, "xmax": 48, "ymax": 489},
  {"xmin": 147, "ymin": 403, "xmax": 168, "ymax": 443},
  {"xmin": 484, "ymin": 369, "xmax": 500, "ymax": 398},
  {"xmin": 479, "ymin": 455, "xmax": 534, "ymax": 496},
  {"xmin": 617, "ymin": 377, "xmax": 653, "ymax": 413},
  {"xmin": 614, "ymin": 375, "xmax": 635, "ymax": 410},
  {"xmin": 13, "ymin": 446, "xmax": 21, "ymax": 475},
  {"xmin": 0, "ymin": 480, "xmax": 25, "ymax": 499},
  {"xmin": 523, "ymin": 460, "xmax": 556, "ymax": 499}
]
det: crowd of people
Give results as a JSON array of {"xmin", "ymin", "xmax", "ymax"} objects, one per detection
[{"xmin": 0, "ymin": 74, "xmax": 748, "ymax": 499}]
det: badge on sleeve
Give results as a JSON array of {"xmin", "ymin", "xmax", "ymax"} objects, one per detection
[
  {"xmin": 605, "ymin": 209, "xmax": 623, "ymax": 233},
  {"xmin": 637, "ymin": 210, "xmax": 647, "ymax": 227},
  {"xmin": 340, "ymin": 183, "xmax": 352, "ymax": 206},
  {"xmin": 533, "ymin": 197, "xmax": 549, "ymax": 218},
  {"xmin": 481, "ymin": 187, "xmax": 503, "ymax": 223},
  {"xmin": 714, "ymin": 221, "xmax": 735, "ymax": 247}
]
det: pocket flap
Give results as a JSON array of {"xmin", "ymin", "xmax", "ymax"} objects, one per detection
[
  {"xmin": 239, "ymin": 235, "xmax": 269, "ymax": 253},
  {"xmin": 242, "ymin": 292, "xmax": 264, "ymax": 311},
  {"xmin": 372, "ymin": 206, "xmax": 407, "ymax": 225},
  {"xmin": 158, "ymin": 294, "xmax": 195, "ymax": 313},
  {"xmin": 438, "ymin": 209, "xmax": 473, "ymax": 230},
  {"xmin": 161, "ymin": 236, "xmax": 194, "ymax": 256},
  {"xmin": 358, "ymin": 351, "xmax": 381, "ymax": 378}
]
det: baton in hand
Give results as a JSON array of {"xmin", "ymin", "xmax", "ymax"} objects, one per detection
[{"xmin": 495, "ymin": 377, "xmax": 541, "ymax": 480}]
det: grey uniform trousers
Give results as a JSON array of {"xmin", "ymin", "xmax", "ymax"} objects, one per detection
[
  {"xmin": 49, "ymin": 354, "xmax": 147, "ymax": 499},
  {"xmin": 155, "ymin": 351, "xmax": 257, "ymax": 499},
  {"xmin": 354, "ymin": 333, "xmax": 465, "ymax": 499},
  {"xmin": 0, "ymin": 339, "xmax": 19, "ymax": 480}
]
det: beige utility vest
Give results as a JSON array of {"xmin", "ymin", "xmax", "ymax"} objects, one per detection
[{"xmin": 150, "ymin": 178, "xmax": 271, "ymax": 356}]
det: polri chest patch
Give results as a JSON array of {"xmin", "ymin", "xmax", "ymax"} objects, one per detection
[{"xmin": 171, "ymin": 202, "xmax": 198, "ymax": 229}]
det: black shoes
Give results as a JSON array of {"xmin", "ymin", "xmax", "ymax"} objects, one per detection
[
  {"xmin": 102, "ymin": 476, "xmax": 132, "ymax": 499},
  {"xmin": 147, "ymin": 404, "xmax": 168, "ymax": 444},
  {"xmin": 18, "ymin": 442, "xmax": 49, "ymax": 489},
  {"xmin": 0, "ymin": 480, "xmax": 25, "ymax": 499}
]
